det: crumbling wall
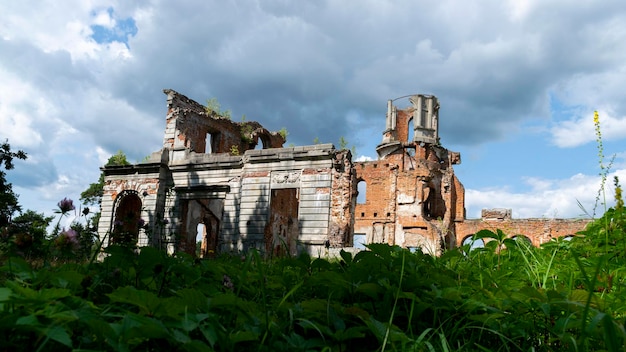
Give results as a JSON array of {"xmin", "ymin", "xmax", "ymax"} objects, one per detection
[
  {"xmin": 98, "ymin": 89, "xmax": 590, "ymax": 258},
  {"xmin": 328, "ymin": 150, "xmax": 356, "ymax": 247},
  {"xmin": 98, "ymin": 163, "xmax": 164, "ymax": 248},
  {"xmin": 354, "ymin": 97, "xmax": 462, "ymax": 254},
  {"xmin": 455, "ymin": 210, "xmax": 591, "ymax": 247},
  {"xmin": 162, "ymin": 89, "xmax": 285, "ymax": 158}
]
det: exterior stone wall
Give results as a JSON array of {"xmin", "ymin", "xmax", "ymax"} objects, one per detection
[
  {"xmin": 455, "ymin": 215, "xmax": 590, "ymax": 247},
  {"xmin": 98, "ymin": 90, "xmax": 590, "ymax": 257}
]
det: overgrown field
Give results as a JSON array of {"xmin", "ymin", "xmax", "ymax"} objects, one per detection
[{"xmin": 1, "ymin": 204, "xmax": 625, "ymax": 351}]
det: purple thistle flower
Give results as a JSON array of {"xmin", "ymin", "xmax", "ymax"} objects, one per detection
[
  {"xmin": 57, "ymin": 198, "xmax": 75, "ymax": 214},
  {"xmin": 63, "ymin": 228, "xmax": 79, "ymax": 244},
  {"xmin": 57, "ymin": 228, "xmax": 79, "ymax": 248}
]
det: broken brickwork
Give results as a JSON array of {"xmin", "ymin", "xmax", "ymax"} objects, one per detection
[
  {"xmin": 354, "ymin": 95, "xmax": 465, "ymax": 255},
  {"xmin": 456, "ymin": 215, "xmax": 589, "ymax": 247},
  {"xmin": 98, "ymin": 90, "xmax": 589, "ymax": 257},
  {"xmin": 98, "ymin": 90, "xmax": 355, "ymax": 256}
]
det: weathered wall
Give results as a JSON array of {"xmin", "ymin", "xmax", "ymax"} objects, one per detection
[
  {"xmin": 455, "ymin": 213, "xmax": 591, "ymax": 247},
  {"xmin": 163, "ymin": 89, "xmax": 285, "ymax": 160},
  {"xmin": 354, "ymin": 101, "xmax": 463, "ymax": 255},
  {"xmin": 98, "ymin": 162, "xmax": 165, "ymax": 248},
  {"xmin": 99, "ymin": 89, "xmax": 590, "ymax": 257}
]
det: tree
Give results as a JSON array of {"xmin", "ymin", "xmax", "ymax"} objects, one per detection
[
  {"xmin": 338, "ymin": 136, "xmax": 348, "ymax": 150},
  {"xmin": 80, "ymin": 151, "xmax": 130, "ymax": 230},
  {"xmin": 0, "ymin": 140, "xmax": 27, "ymax": 226},
  {"xmin": 8, "ymin": 210, "xmax": 54, "ymax": 257},
  {"xmin": 80, "ymin": 150, "xmax": 130, "ymax": 206}
]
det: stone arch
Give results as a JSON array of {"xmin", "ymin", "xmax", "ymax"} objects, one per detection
[
  {"xmin": 111, "ymin": 191, "xmax": 142, "ymax": 246},
  {"xmin": 357, "ymin": 179, "xmax": 367, "ymax": 204},
  {"xmin": 461, "ymin": 235, "xmax": 484, "ymax": 250},
  {"xmin": 251, "ymin": 128, "xmax": 272, "ymax": 149},
  {"xmin": 512, "ymin": 235, "xmax": 533, "ymax": 247}
]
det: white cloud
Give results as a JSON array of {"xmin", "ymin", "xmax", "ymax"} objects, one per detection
[
  {"xmin": 0, "ymin": 69, "xmax": 44, "ymax": 148},
  {"xmin": 466, "ymin": 170, "xmax": 626, "ymax": 219},
  {"xmin": 92, "ymin": 8, "xmax": 116, "ymax": 28},
  {"xmin": 551, "ymin": 109, "xmax": 626, "ymax": 148},
  {"xmin": 355, "ymin": 155, "xmax": 373, "ymax": 162},
  {"xmin": 1, "ymin": 0, "xmax": 626, "ymax": 224}
]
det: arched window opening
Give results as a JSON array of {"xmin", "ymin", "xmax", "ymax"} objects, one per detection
[
  {"xmin": 112, "ymin": 193, "xmax": 142, "ymax": 246},
  {"xmin": 512, "ymin": 235, "xmax": 533, "ymax": 247},
  {"xmin": 462, "ymin": 235, "xmax": 484, "ymax": 250},
  {"xmin": 357, "ymin": 180, "xmax": 367, "ymax": 204},
  {"xmin": 257, "ymin": 134, "xmax": 270, "ymax": 150},
  {"xmin": 196, "ymin": 223, "xmax": 206, "ymax": 244},
  {"xmin": 408, "ymin": 117, "xmax": 415, "ymax": 143}
]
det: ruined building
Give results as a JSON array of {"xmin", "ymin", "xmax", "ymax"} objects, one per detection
[{"xmin": 97, "ymin": 90, "xmax": 589, "ymax": 256}]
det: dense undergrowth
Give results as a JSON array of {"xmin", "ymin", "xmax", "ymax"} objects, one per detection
[{"xmin": 0, "ymin": 201, "xmax": 625, "ymax": 351}]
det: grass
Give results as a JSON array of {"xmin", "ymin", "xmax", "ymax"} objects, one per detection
[
  {"xmin": 0, "ymin": 111, "xmax": 624, "ymax": 350},
  {"xmin": 0, "ymin": 207, "xmax": 625, "ymax": 351}
]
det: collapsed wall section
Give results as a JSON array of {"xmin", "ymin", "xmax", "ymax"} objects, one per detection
[
  {"xmin": 354, "ymin": 96, "xmax": 463, "ymax": 255},
  {"xmin": 162, "ymin": 89, "xmax": 285, "ymax": 161},
  {"xmin": 456, "ymin": 210, "xmax": 591, "ymax": 247}
]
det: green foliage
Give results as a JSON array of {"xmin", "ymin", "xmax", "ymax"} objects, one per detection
[
  {"xmin": 230, "ymin": 145, "xmax": 240, "ymax": 156},
  {"xmin": 205, "ymin": 98, "xmax": 231, "ymax": 119},
  {"xmin": 2, "ymin": 204, "xmax": 626, "ymax": 351},
  {"xmin": 339, "ymin": 136, "xmax": 348, "ymax": 150},
  {"xmin": 1, "ymin": 210, "xmax": 53, "ymax": 259},
  {"xmin": 81, "ymin": 151, "xmax": 130, "ymax": 207},
  {"xmin": 240, "ymin": 123, "xmax": 254, "ymax": 144},
  {"xmin": 0, "ymin": 139, "xmax": 27, "ymax": 225},
  {"xmin": 80, "ymin": 151, "xmax": 131, "ymax": 235},
  {"xmin": 278, "ymin": 127, "xmax": 288, "ymax": 141},
  {"xmin": 338, "ymin": 136, "xmax": 357, "ymax": 155},
  {"xmin": 80, "ymin": 173, "xmax": 105, "ymax": 206},
  {"xmin": 106, "ymin": 150, "xmax": 131, "ymax": 167}
]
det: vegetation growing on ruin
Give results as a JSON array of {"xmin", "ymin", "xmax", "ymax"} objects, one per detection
[{"xmin": 205, "ymin": 97, "xmax": 231, "ymax": 119}]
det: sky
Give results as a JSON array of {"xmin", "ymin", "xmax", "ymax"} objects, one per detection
[{"xmin": 1, "ymin": 0, "xmax": 625, "ymax": 226}]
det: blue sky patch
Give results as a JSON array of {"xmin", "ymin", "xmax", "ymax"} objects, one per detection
[{"xmin": 90, "ymin": 7, "xmax": 137, "ymax": 46}]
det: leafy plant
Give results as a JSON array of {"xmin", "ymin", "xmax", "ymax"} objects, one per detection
[
  {"xmin": 278, "ymin": 127, "xmax": 288, "ymax": 141},
  {"xmin": 205, "ymin": 97, "xmax": 231, "ymax": 119}
]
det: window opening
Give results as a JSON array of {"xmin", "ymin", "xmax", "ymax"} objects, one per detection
[
  {"xmin": 196, "ymin": 223, "xmax": 205, "ymax": 244},
  {"xmin": 112, "ymin": 193, "xmax": 142, "ymax": 246},
  {"xmin": 513, "ymin": 235, "xmax": 532, "ymax": 247},
  {"xmin": 205, "ymin": 133, "xmax": 212, "ymax": 153},
  {"xmin": 408, "ymin": 117, "xmax": 415, "ymax": 142},
  {"xmin": 357, "ymin": 180, "xmax": 367, "ymax": 204},
  {"xmin": 462, "ymin": 235, "xmax": 484, "ymax": 250},
  {"xmin": 353, "ymin": 233, "xmax": 366, "ymax": 250}
]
